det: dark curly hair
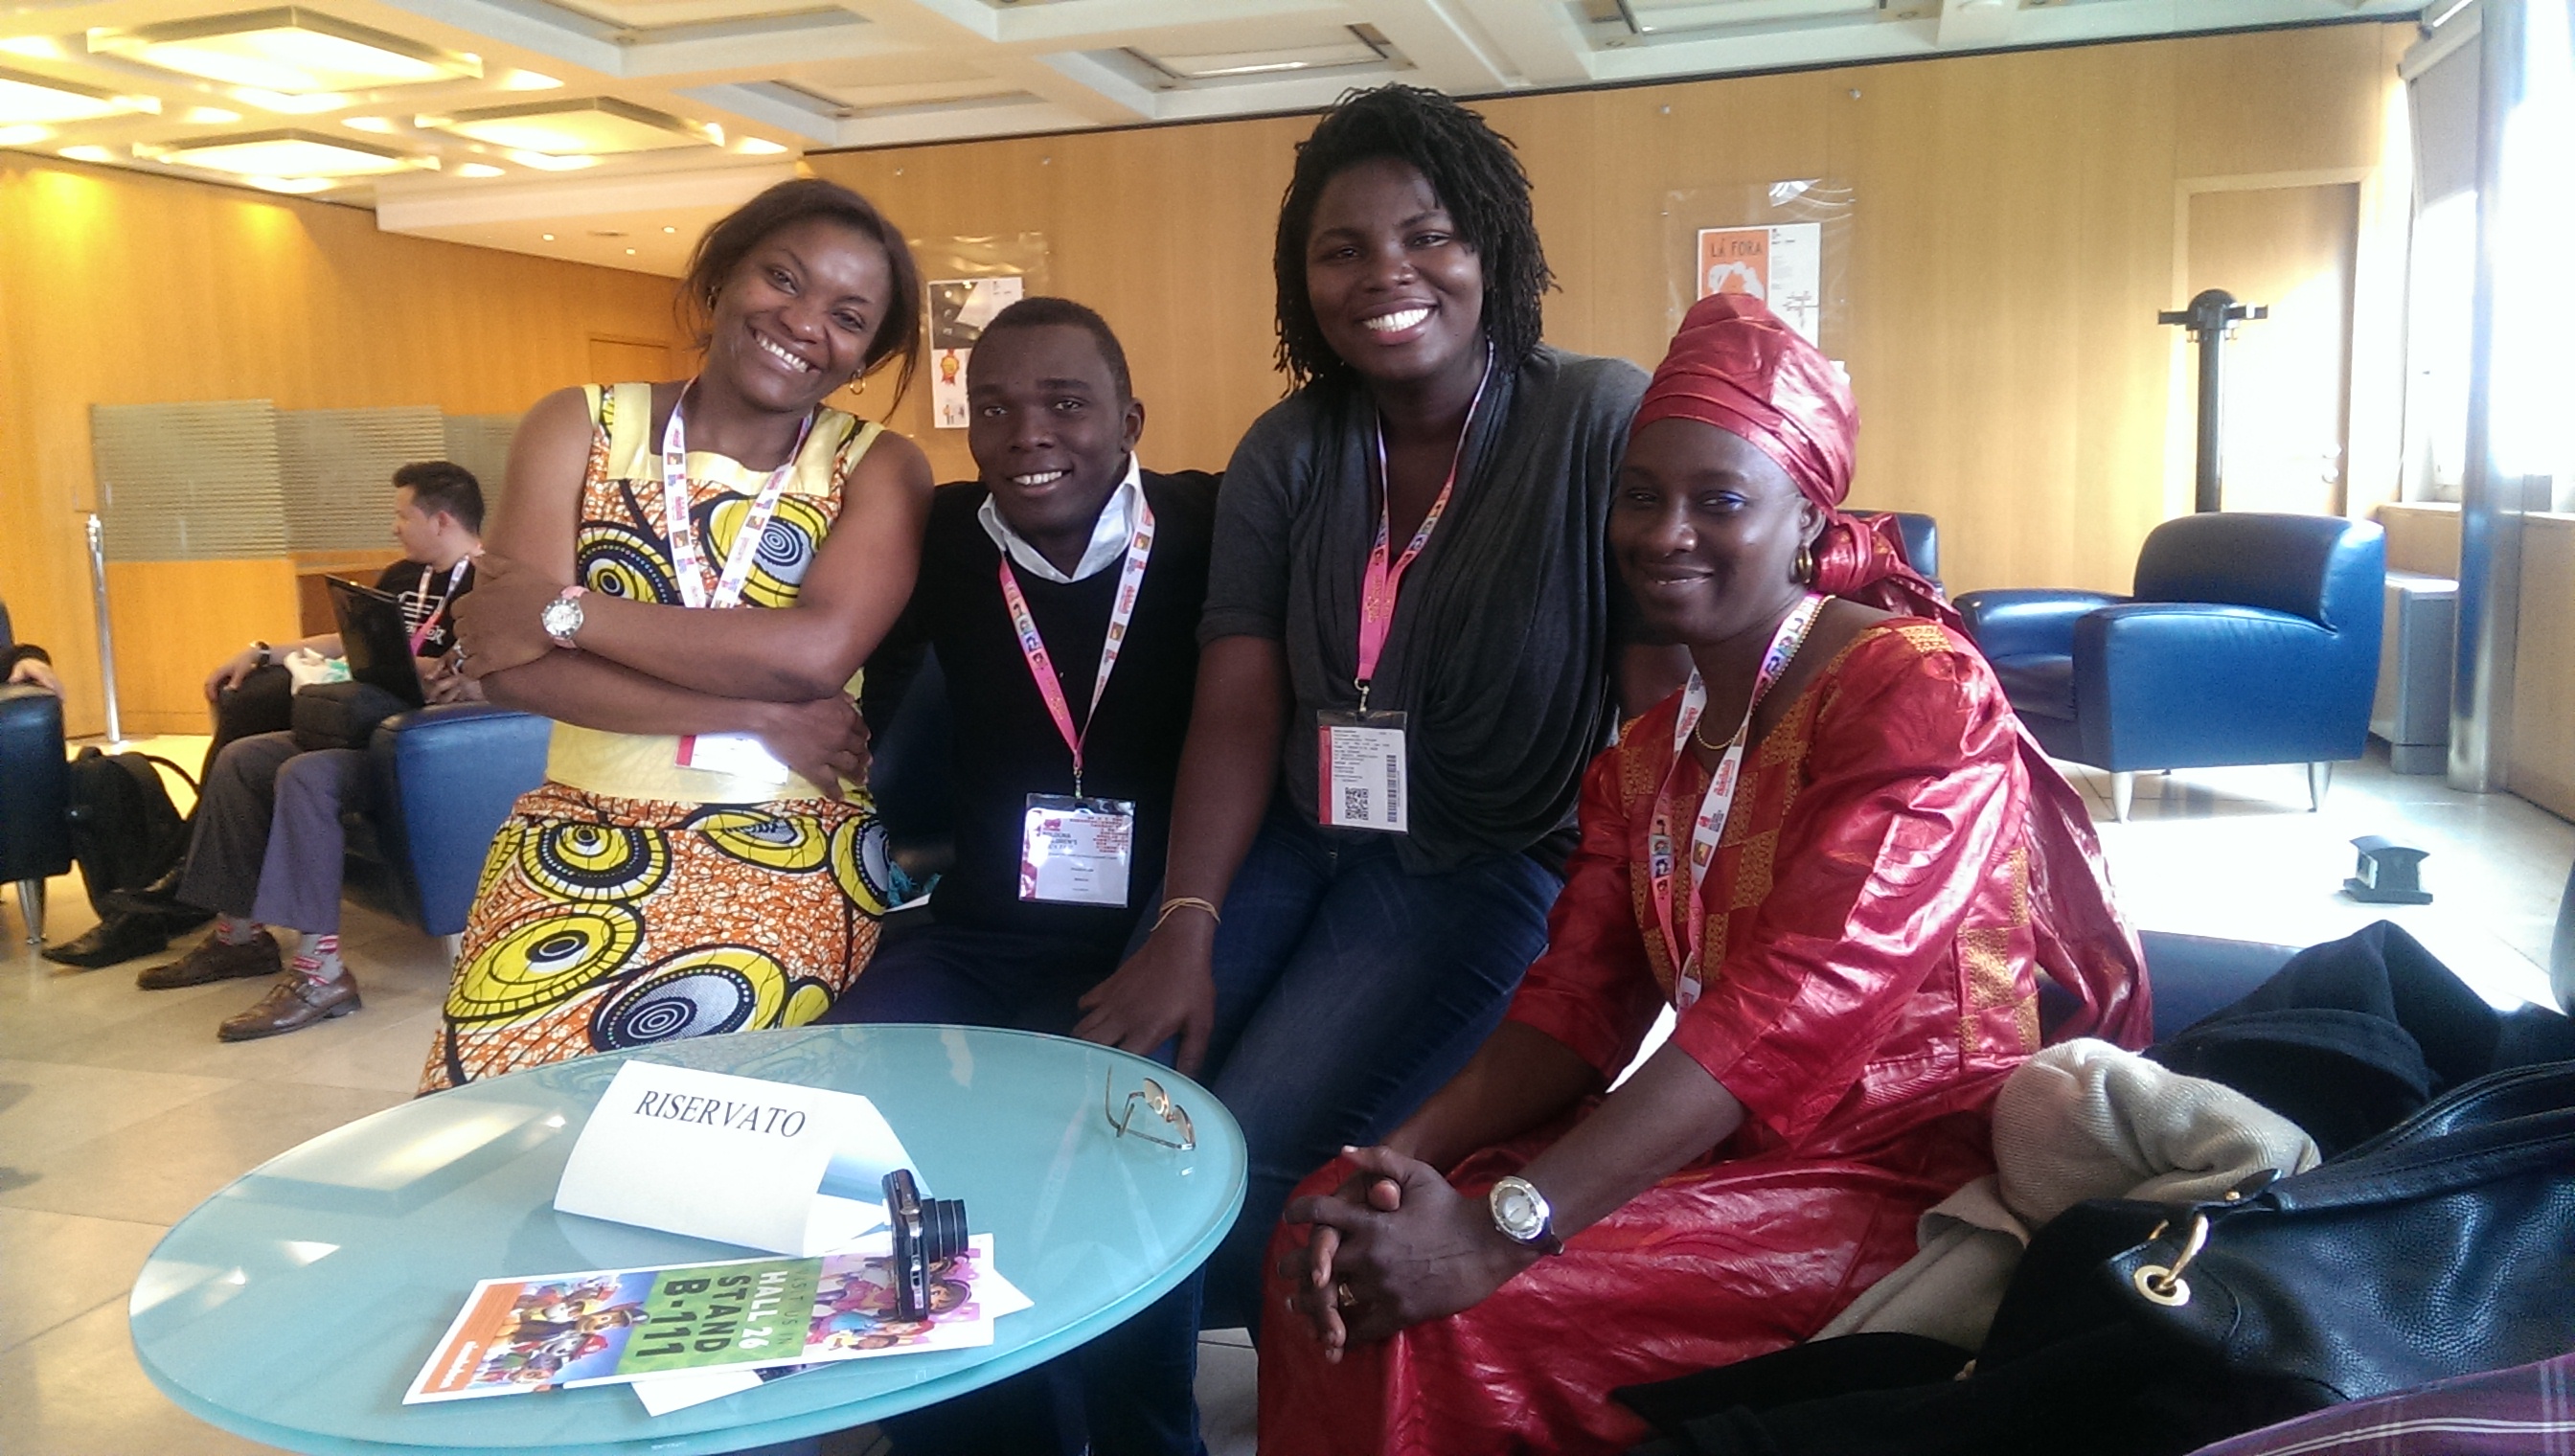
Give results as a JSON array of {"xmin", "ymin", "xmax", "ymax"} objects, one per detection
[
  {"xmin": 678, "ymin": 178, "xmax": 922, "ymax": 405},
  {"xmin": 979, "ymin": 295, "xmax": 1132, "ymax": 401},
  {"xmin": 1272, "ymin": 84, "xmax": 1553, "ymax": 392}
]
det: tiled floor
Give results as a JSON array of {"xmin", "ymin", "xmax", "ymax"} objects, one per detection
[{"xmin": 2, "ymin": 736, "xmax": 2564, "ymax": 1456}]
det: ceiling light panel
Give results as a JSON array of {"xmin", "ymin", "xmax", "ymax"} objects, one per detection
[
  {"xmin": 140, "ymin": 127, "xmax": 426, "ymax": 175},
  {"xmin": 420, "ymin": 96, "xmax": 717, "ymax": 154},
  {"xmin": 1615, "ymin": 0, "xmax": 1880, "ymax": 34},
  {"xmin": 87, "ymin": 9, "xmax": 480, "ymax": 95},
  {"xmin": 1135, "ymin": 38, "xmax": 1382, "ymax": 80},
  {"xmin": 0, "ymin": 66, "xmax": 161, "ymax": 125}
]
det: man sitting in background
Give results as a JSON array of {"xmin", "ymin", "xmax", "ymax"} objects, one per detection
[{"xmin": 124, "ymin": 461, "xmax": 486, "ymax": 1040}]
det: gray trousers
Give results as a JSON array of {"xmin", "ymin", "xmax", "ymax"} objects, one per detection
[{"xmin": 176, "ymin": 731, "xmax": 368, "ymax": 935}]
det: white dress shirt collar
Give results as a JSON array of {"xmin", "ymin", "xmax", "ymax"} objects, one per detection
[{"xmin": 976, "ymin": 454, "xmax": 1144, "ymax": 584}]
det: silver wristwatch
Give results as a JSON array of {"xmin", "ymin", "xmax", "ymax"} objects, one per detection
[
  {"xmin": 540, "ymin": 584, "xmax": 587, "ymax": 649},
  {"xmin": 1488, "ymin": 1174, "xmax": 1563, "ymax": 1255}
]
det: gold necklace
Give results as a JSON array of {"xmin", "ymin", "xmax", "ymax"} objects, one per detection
[{"xmin": 1691, "ymin": 719, "xmax": 1734, "ymax": 755}]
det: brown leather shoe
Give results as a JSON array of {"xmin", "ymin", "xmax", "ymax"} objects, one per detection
[
  {"xmin": 217, "ymin": 971, "xmax": 361, "ymax": 1041},
  {"xmin": 137, "ymin": 929, "xmax": 283, "ymax": 990}
]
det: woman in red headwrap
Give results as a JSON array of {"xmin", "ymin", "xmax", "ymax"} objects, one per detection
[{"xmin": 1254, "ymin": 293, "xmax": 2150, "ymax": 1456}]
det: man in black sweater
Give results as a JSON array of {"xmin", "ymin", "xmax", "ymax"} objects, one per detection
[{"xmin": 835, "ymin": 297, "xmax": 1217, "ymax": 1034}]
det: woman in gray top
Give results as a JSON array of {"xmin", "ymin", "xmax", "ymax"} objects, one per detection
[{"xmin": 1074, "ymin": 84, "xmax": 1684, "ymax": 1351}]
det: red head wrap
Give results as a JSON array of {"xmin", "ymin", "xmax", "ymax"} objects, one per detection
[{"xmin": 1633, "ymin": 293, "xmax": 1956, "ymax": 627}]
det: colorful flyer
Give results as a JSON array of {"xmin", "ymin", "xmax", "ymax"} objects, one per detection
[
  {"xmin": 405, "ymin": 1235, "xmax": 1022, "ymax": 1404},
  {"xmin": 1696, "ymin": 223, "xmax": 1822, "ymax": 344},
  {"xmin": 925, "ymin": 276, "xmax": 1027, "ymax": 429}
]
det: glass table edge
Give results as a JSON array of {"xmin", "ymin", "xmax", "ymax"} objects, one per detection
[{"xmin": 128, "ymin": 1026, "xmax": 1250, "ymax": 1456}]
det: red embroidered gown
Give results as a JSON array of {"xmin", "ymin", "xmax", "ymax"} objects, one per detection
[{"xmin": 1258, "ymin": 620, "xmax": 2150, "ymax": 1456}]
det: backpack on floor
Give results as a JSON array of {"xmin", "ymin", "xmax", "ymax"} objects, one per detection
[{"xmin": 63, "ymin": 749, "xmax": 195, "ymax": 917}]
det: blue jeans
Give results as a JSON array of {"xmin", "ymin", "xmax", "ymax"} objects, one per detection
[
  {"xmin": 826, "ymin": 920, "xmax": 1202, "ymax": 1456},
  {"xmin": 1196, "ymin": 795, "xmax": 1566, "ymax": 1329}
]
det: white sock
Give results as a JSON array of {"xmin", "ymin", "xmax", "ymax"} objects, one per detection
[
  {"xmin": 214, "ymin": 914, "xmax": 262, "ymax": 947},
  {"xmin": 291, "ymin": 933, "xmax": 344, "ymax": 983}
]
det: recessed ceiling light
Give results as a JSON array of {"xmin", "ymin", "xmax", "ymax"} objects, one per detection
[
  {"xmin": 502, "ymin": 148, "xmax": 598, "ymax": 171},
  {"xmin": 184, "ymin": 105, "xmax": 243, "ymax": 123},
  {"xmin": 230, "ymin": 88, "xmax": 352, "ymax": 114},
  {"xmin": 88, "ymin": 9, "xmax": 479, "ymax": 95},
  {"xmin": 455, "ymin": 160, "xmax": 502, "ymax": 177},
  {"xmin": 661, "ymin": 224, "xmax": 675, "ymax": 233},
  {"xmin": 420, "ymin": 97, "xmax": 716, "ymax": 156},
  {"xmin": 540, "ymin": 231, "xmax": 556, "ymax": 240},
  {"xmin": 246, "ymin": 174, "xmax": 330, "ymax": 193},
  {"xmin": 0, "ymin": 65, "xmax": 161, "ymax": 125},
  {"xmin": 58, "ymin": 144, "xmax": 118, "ymax": 162},
  {"xmin": 0, "ymin": 123, "xmax": 50, "ymax": 146},
  {"xmin": 341, "ymin": 114, "xmax": 395, "ymax": 131},
  {"xmin": 138, "ymin": 127, "xmax": 427, "ymax": 176},
  {"xmin": 624, "ymin": 247, "xmax": 635, "ymax": 255}
]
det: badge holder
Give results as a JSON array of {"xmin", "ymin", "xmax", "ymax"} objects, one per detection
[
  {"xmin": 1019, "ymin": 793, "xmax": 1137, "ymax": 905},
  {"xmin": 1318, "ymin": 708, "xmax": 1409, "ymax": 833}
]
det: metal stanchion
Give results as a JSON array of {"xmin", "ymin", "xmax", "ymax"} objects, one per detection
[{"xmin": 86, "ymin": 511, "xmax": 126, "ymax": 747}]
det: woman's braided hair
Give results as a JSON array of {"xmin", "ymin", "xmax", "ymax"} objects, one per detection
[{"xmin": 1272, "ymin": 84, "xmax": 1554, "ymax": 392}]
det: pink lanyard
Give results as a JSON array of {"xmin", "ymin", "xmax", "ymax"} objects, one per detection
[
  {"xmin": 405, "ymin": 557, "xmax": 473, "ymax": 654},
  {"xmin": 660, "ymin": 382, "xmax": 815, "ymax": 610},
  {"xmin": 996, "ymin": 493, "xmax": 1156, "ymax": 799},
  {"xmin": 1645, "ymin": 592, "xmax": 1827, "ymax": 1008},
  {"xmin": 1356, "ymin": 350, "xmax": 1493, "ymax": 711}
]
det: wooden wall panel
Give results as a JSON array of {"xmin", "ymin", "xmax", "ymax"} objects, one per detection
[
  {"xmin": 2185, "ymin": 182, "xmax": 2360, "ymax": 516},
  {"xmin": 0, "ymin": 159, "xmax": 691, "ymax": 737},
  {"xmin": 809, "ymin": 21, "xmax": 2409, "ymax": 603},
  {"xmin": 2509, "ymin": 516, "xmax": 2575, "ymax": 823},
  {"xmin": 2376, "ymin": 503, "xmax": 2464, "ymax": 577},
  {"xmin": 102, "ymin": 560, "xmax": 299, "ymax": 737}
]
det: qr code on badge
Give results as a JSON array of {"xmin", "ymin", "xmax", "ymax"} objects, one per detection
[{"xmin": 1342, "ymin": 786, "xmax": 1371, "ymax": 822}]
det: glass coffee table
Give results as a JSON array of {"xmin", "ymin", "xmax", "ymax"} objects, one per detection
[{"xmin": 129, "ymin": 1025, "xmax": 1244, "ymax": 1454}]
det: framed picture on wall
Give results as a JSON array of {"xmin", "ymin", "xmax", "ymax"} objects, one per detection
[
  {"xmin": 1696, "ymin": 223, "xmax": 1822, "ymax": 344},
  {"xmin": 924, "ymin": 276, "xmax": 1028, "ymax": 430}
]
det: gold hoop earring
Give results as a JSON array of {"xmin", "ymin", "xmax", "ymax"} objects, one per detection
[{"xmin": 1795, "ymin": 544, "xmax": 1816, "ymax": 583}]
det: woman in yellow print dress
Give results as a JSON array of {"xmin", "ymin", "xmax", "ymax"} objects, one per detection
[{"xmin": 427, "ymin": 179, "xmax": 934, "ymax": 1092}]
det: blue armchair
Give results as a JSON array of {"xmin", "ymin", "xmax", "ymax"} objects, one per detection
[
  {"xmin": 352, "ymin": 704, "xmax": 551, "ymax": 938},
  {"xmin": 0, "ymin": 684, "xmax": 71, "ymax": 944},
  {"xmin": 1958, "ymin": 513, "xmax": 2384, "ymax": 820}
]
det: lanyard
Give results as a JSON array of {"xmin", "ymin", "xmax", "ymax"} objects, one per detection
[
  {"xmin": 660, "ymin": 381, "xmax": 815, "ymax": 611},
  {"xmin": 996, "ymin": 492, "xmax": 1156, "ymax": 798},
  {"xmin": 1356, "ymin": 348, "xmax": 1493, "ymax": 711},
  {"xmin": 1646, "ymin": 592, "xmax": 1827, "ymax": 1008},
  {"xmin": 405, "ymin": 557, "xmax": 474, "ymax": 654}
]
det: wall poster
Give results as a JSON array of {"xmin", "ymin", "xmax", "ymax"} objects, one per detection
[
  {"xmin": 1696, "ymin": 223, "xmax": 1823, "ymax": 344},
  {"xmin": 924, "ymin": 275, "xmax": 1028, "ymax": 430}
]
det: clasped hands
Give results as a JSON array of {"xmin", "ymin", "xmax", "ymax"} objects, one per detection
[
  {"xmin": 452, "ymin": 554, "xmax": 870, "ymax": 799},
  {"xmin": 1275, "ymin": 1146, "xmax": 1537, "ymax": 1362}
]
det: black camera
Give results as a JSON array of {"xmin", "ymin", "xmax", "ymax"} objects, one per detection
[{"xmin": 882, "ymin": 1169, "xmax": 968, "ymax": 1321}]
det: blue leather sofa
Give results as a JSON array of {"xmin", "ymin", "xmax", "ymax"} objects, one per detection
[
  {"xmin": 353, "ymin": 704, "xmax": 551, "ymax": 938},
  {"xmin": 0, "ymin": 598, "xmax": 72, "ymax": 944},
  {"xmin": 0, "ymin": 684, "xmax": 71, "ymax": 944},
  {"xmin": 1957, "ymin": 513, "xmax": 2385, "ymax": 820}
]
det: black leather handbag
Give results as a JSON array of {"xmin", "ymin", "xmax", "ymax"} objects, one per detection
[
  {"xmin": 289, "ymin": 680, "xmax": 410, "ymax": 752},
  {"xmin": 1982, "ymin": 1057, "xmax": 2575, "ymax": 1407}
]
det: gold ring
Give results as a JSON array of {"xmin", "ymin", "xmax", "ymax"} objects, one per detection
[{"xmin": 1334, "ymin": 1281, "xmax": 1357, "ymax": 1309}]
